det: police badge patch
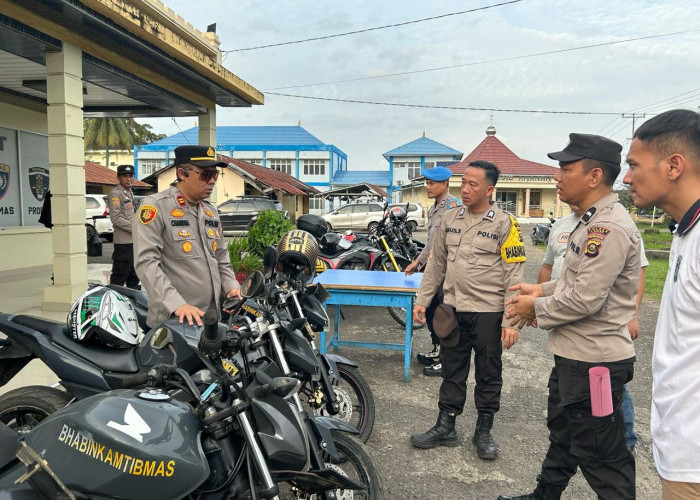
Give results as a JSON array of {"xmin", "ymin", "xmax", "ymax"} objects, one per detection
[
  {"xmin": 204, "ymin": 209, "xmax": 215, "ymax": 218},
  {"xmin": 28, "ymin": 167, "xmax": 49, "ymax": 202},
  {"xmin": 0, "ymin": 163, "xmax": 10, "ymax": 201},
  {"xmin": 138, "ymin": 205, "xmax": 158, "ymax": 225},
  {"xmin": 584, "ymin": 239, "xmax": 601, "ymax": 258}
]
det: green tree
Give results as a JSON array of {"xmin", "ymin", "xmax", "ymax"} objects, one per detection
[
  {"xmin": 615, "ymin": 188, "xmax": 634, "ymax": 209},
  {"xmin": 133, "ymin": 122, "xmax": 167, "ymax": 144},
  {"xmin": 83, "ymin": 118, "xmax": 140, "ymax": 168}
]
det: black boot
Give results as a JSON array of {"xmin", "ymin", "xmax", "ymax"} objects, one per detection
[
  {"xmin": 410, "ymin": 410, "xmax": 459, "ymax": 449},
  {"xmin": 473, "ymin": 411, "xmax": 498, "ymax": 460},
  {"xmin": 497, "ymin": 475, "xmax": 565, "ymax": 500},
  {"xmin": 417, "ymin": 344, "xmax": 440, "ymax": 366}
]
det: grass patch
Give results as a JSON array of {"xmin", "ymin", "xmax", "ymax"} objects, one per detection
[
  {"xmin": 637, "ymin": 222, "xmax": 673, "ymax": 250},
  {"xmin": 644, "ymin": 257, "xmax": 670, "ymax": 301}
]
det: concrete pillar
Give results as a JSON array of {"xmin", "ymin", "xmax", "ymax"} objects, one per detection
[
  {"xmin": 198, "ymin": 107, "xmax": 218, "ymax": 202},
  {"xmin": 555, "ymin": 192, "xmax": 561, "ymax": 217},
  {"xmin": 491, "ymin": 187, "xmax": 497, "ymax": 202},
  {"xmin": 43, "ymin": 43, "xmax": 87, "ymax": 311},
  {"xmin": 525, "ymin": 188, "xmax": 531, "ymax": 217}
]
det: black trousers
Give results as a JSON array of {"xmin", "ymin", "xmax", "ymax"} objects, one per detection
[
  {"xmin": 425, "ymin": 288, "xmax": 443, "ymax": 346},
  {"xmin": 110, "ymin": 243, "xmax": 140, "ymax": 289},
  {"xmin": 438, "ymin": 311, "xmax": 503, "ymax": 415},
  {"xmin": 540, "ymin": 355, "xmax": 635, "ymax": 500}
]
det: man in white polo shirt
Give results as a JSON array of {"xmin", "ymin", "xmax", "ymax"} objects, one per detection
[{"xmin": 624, "ymin": 108, "xmax": 700, "ymax": 499}]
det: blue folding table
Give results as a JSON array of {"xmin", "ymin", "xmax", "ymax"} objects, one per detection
[{"xmin": 314, "ymin": 269, "xmax": 423, "ymax": 382}]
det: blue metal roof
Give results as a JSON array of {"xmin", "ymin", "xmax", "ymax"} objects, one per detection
[
  {"xmin": 383, "ymin": 136, "xmax": 463, "ymax": 158},
  {"xmin": 333, "ymin": 170, "xmax": 391, "ymax": 186},
  {"xmin": 145, "ymin": 126, "xmax": 328, "ymax": 147}
]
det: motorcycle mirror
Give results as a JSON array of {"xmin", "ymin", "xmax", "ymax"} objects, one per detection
[
  {"xmin": 263, "ymin": 245, "xmax": 278, "ymax": 268},
  {"xmin": 241, "ymin": 270, "xmax": 265, "ymax": 298},
  {"xmin": 150, "ymin": 327, "xmax": 173, "ymax": 350}
]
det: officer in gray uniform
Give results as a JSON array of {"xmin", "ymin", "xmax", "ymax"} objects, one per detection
[
  {"xmin": 500, "ymin": 134, "xmax": 639, "ymax": 500},
  {"xmin": 410, "ymin": 160, "xmax": 525, "ymax": 460},
  {"xmin": 404, "ymin": 166, "xmax": 461, "ymax": 376},
  {"xmin": 109, "ymin": 164, "xmax": 140, "ymax": 289},
  {"xmin": 133, "ymin": 145, "xmax": 241, "ymax": 328}
]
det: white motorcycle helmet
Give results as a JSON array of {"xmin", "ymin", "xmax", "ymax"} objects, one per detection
[{"xmin": 68, "ymin": 286, "xmax": 140, "ymax": 348}]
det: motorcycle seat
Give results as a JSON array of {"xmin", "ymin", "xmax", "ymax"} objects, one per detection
[{"xmin": 12, "ymin": 315, "xmax": 139, "ymax": 373}]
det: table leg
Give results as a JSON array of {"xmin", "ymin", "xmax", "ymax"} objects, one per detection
[
  {"xmin": 333, "ymin": 305, "xmax": 341, "ymax": 353},
  {"xmin": 404, "ymin": 296, "xmax": 413, "ymax": 382}
]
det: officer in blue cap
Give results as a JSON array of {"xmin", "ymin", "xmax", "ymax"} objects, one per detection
[{"xmin": 405, "ymin": 166, "xmax": 461, "ymax": 376}]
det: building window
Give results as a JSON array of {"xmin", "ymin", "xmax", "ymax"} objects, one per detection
[
  {"xmin": 436, "ymin": 161, "xmax": 457, "ymax": 167},
  {"xmin": 310, "ymin": 196, "xmax": 325, "ymax": 210},
  {"xmin": 238, "ymin": 158, "xmax": 264, "ymax": 166},
  {"xmin": 139, "ymin": 159, "xmax": 164, "ymax": 176},
  {"xmin": 407, "ymin": 162, "xmax": 421, "ymax": 179},
  {"xmin": 269, "ymin": 159, "xmax": 293, "ymax": 174},
  {"xmin": 496, "ymin": 191, "xmax": 517, "ymax": 215},
  {"xmin": 424, "ymin": 162, "xmax": 435, "ymax": 169},
  {"xmin": 303, "ymin": 159, "xmax": 325, "ymax": 176}
]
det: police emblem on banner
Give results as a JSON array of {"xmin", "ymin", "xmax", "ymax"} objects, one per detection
[
  {"xmin": 0, "ymin": 163, "xmax": 10, "ymax": 201},
  {"xmin": 28, "ymin": 167, "xmax": 49, "ymax": 202}
]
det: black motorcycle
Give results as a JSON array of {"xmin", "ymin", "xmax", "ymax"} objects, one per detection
[
  {"xmin": 227, "ymin": 248, "xmax": 376, "ymax": 443},
  {"xmin": 531, "ymin": 213, "xmax": 556, "ymax": 245},
  {"xmin": 0, "ymin": 273, "xmax": 382, "ymax": 499}
]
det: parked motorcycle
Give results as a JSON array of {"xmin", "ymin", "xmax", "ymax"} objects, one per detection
[
  {"xmin": 0, "ymin": 273, "xmax": 382, "ymax": 499},
  {"xmin": 227, "ymin": 247, "xmax": 376, "ymax": 443},
  {"xmin": 531, "ymin": 213, "xmax": 556, "ymax": 245}
]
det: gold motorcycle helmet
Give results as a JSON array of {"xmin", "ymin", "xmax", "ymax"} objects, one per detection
[{"xmin": 277, "ymin": 229, "xmax": 319, "ymax": 276}]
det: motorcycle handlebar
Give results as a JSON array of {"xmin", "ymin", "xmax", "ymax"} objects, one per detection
[{"xmin": 121, "ymin": 371, "xmax": 151, "ymax": 388}]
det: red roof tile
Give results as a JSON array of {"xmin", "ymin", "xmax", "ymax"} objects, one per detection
[
  {"xmin": 219, "ymin": 155, "xmax": 319, "ymax": 195},
  {"xmin": 366, "ymin": 183, "xmax": 390, "ymax": 198},
  {"xmin": 84, "ymin": 161, "xmax": 151, "ymax": 187},
  {"xmin": 451, "ymin": 135, "xmax": 559, "ymax": 176}
]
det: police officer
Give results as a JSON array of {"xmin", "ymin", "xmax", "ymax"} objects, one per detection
[
  {"xmin": 133, "ymin": 145, "xmax": 242, "ymax": 328},
  {"xmin": 108, "ymin": 164, "xmax": 140, "ymax": 289},
  {"xmin": 405, "ymin": 166, "xmax": 461, "ymax": 376},
  {"xmin": 500, "ymin": 134, "xmax": 640, "ymax": 500},
  {"xmin": 410, "ymin": 160, "xmax": 525, "ymax": 460}
]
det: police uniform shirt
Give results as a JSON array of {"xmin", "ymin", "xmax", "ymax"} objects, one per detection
[
  {"xmin": 417, "ymin": 192, "xmax": 462, "ymax": 265},
  {"xmin": 108, "ymin": 185, "xmax": 135, "ymax": 244},
  {"xmin": 416, "ymin": 203, "xmax": 526, "ymax": 327},
  {"xmin": 534, "ymin": 193, "xmax": 640, "ymax": 363},
  {"xmin": 133, "ymin": 185, "xmax": 239, "ymax": 327}
]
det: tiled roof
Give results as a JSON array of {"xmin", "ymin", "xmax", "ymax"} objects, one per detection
[
  {"xmin": 148, "ymin": 126, "xmax": 327, "ymax": 147},
  {"xmin": 219, "ymin": 155, "xmax": 319, "ymax": 195},
  {"xmin": 84, "ymin": 161, "xmax": 151, "ymax": 187},
  {"xmin": 383, "ymin": 136, "xmax": 463, "ymax": 158},
  {"xmin": 332, "ymin": 170, "xmax": 391, "ymax": 186},
  {"xmin": 451, "ymin": 134, "xmax": 559, "ymax": 176}
]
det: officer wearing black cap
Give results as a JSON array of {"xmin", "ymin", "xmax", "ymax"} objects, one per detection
[
  {"xmin": 404, "ymin": 166, "xmax": 461, "ymax": 376},
  {"xmin": 108, "ymin": 164, "xmax": 139, "ymax": 289},
  {"xmin": 133, "ymin": 145, "xmax": 242, "ymax": 327},
  {"xmin": 500, "ymin": 133, "xmax": 641, "ymax": 500}
]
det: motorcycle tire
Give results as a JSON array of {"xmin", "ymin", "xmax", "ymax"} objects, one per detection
[
  {"xmin": 0, "ymin": 386, "xmax": 71, "ymax": 434},
  {"xmin": 388, "ymin": 306, "xmax": 425, "ymax": 330},
  {"xmin": 307, "ymin": 365, "xmax": 376, "ymax": 443},
  {"xmin": 298, "ymin": 431, "xmax": 383, "ymax": 500}
]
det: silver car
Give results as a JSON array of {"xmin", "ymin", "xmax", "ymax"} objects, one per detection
[{"xmin": 322, "ymin": 202, "xmax": 385, "ymax": 232}]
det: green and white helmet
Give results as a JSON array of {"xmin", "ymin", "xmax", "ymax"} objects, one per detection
[{"xmin": 68, "ymin": 286, "xmax": 139, "ymax": 348}]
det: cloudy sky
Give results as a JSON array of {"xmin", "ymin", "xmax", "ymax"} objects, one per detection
[{"xmin": 147, "ymin": 0, "xmax": 700, "ymax": 172}]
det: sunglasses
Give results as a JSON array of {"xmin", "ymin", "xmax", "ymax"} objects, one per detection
[{"xmin": 184, "ymin": 167, "xmax": 219, "ymax": 182}]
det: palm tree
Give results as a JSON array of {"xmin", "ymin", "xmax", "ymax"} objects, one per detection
[{"xmin": 83, "ymin": 118, "xmax": 140, "ymax": 168}]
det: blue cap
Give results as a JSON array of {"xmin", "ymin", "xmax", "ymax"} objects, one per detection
[{"xmin": 423, "ymin": 167, "xmax": 452, "ymax": 181}]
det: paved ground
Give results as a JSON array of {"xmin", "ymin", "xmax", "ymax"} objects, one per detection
[{"xmin": 3, "ymin": 226, "xmax": 661, "ymax": 499}]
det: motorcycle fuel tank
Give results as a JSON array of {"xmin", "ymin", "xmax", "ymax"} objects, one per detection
[{"xmin": 23, "ymin": 389, "xmax": 209, "ymax": 500}]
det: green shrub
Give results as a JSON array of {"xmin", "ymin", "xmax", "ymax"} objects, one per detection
[
  {"xmin": 228, "ymin": 237, "xmax": 262, "ymax": 274},
  {"xmin": 247, "ymin": 209, "xmax": 293, "ymax": 257}
]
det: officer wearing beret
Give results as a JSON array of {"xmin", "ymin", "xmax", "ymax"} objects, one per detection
[
  {"xmin": 410, "ymin": 160, "xmax": 525, "ymax": 460},
  {"xmin": 108, "ymin": 164, "xmax": 140, "ymax": 289},
  {"xmin": 500, "ymin": 134, "xmax": 640, "ymax": 500},
  {"xmin": 404, "ymin": 166, "xmax": 461, "ymax": 376},
  {"xmin": 133, "ymin": 145, "xmax": 242, "ymax": 327}
]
